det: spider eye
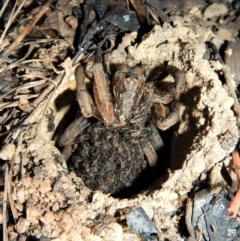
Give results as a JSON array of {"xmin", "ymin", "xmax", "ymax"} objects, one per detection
[
  {"xmin": 124, "ymin": 73, "xmax": 131, "ymax": 78},
  {"xmin": 169, "ymin": 85, "xmax": 176, "ymax": 92}
]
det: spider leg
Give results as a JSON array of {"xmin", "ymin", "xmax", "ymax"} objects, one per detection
[
  {"xmin": 151, "ymin": 65, "xmax": 185, "ymax": 131},
  {"xmin": 166, "ymin": 65, "xmax": 186, "ymax": 94},
  {"xmin": 142, "ymin": 122, "xmax": 163, "ymax": 167},
  {"xmin": 151, "ymin": 65, "xmax": 186, "ymax": 104},
  {"xmin": 142, "ymin": 139, "xmax": 158, "ymax": 167},
  {"xmin": 150, "ymin": 91, "xmax": 174, "ymax": 104},
  {"xmin": 75, "ymin": 65, "xmax": 95, "ymax": 118},
  {"xmin": 58, "ymin": 116, "xmax": 91, "ymax": 146},
  {"xmin": 58, "ymin": 116, "xmax": 91, "ymax": 161},
  {"xmin": 152, "ymin": 102, "xmax": 180, "ymax": 131},
  {"xmin": 93, "ymin": 62, "xmax": 115, "ymax": 124},
  {"xmin": 148, "ymin": 122, "xmax": 164, "ymax": 150}
]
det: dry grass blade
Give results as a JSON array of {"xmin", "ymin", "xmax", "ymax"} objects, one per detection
[
  {"xmin": 0, "ymin": 0, "xmax": 17, "ymax": 48},
  {"xmin": 0, "ymin": 0, "xmax": 11, "ymax": 19},
  {"xmin": 0, "ymin": 0, "xmax": 27, "ymax": 49},
  {"xmin": 14, "ymin": 94, "xmax": 38, "ymax": 100},
  {"xmin": 8, "ymin": 134, "xmax": 24, "ymax": 222},
  {"xmin": 8, "ymin": 0, "xmax": 27, "ymax": 25},
  {"xmin": 146, "ymin": 6, "xmax": 160, "ymax": 24},
  {"xmin": 16, "ymin": 80, "xmax": 47, "ymax": 91},
  {"xmin": 0, "ymin": 101, "xmax": 19, "ymax": 111},
  {"xmin": 0, "ymin": 89, "xmax": 17, "ymax": 102},
  {"xmin": 3, "ymin": 0, "xmax": 54, "ymax": 56},
  {"xmin": 0, "ymin": 79, "xmax": 49, "ymax": 103},
  {"xmin": 3, "ymin": 165, "xmax": 8, "ymax": 241}
]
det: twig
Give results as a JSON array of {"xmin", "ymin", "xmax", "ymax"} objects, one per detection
[
  {"xmin": 185, "ymin": 199, "xmax": 195, "ymax": 238},
  {"xmin": 3, "ymin": 0, "xmax": 54, "ymax": 56},
  {"xmin": 227, "ymin": 150, "xmax": 240, "ymax": 218},
  {"xmin": 31, "ymin": 72, "xmax": 64, "ymax": 108}
]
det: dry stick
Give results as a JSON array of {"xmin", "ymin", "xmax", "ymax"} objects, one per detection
[
  {"xmin": 3, "ymin": 0, "xmax": 54, "ymax": 57},
  {"xmin": 31, "ymin": 82, "xmax": 55, "ymax": 108},
  {"xmin": 31, "ymin": 72, "xmax": 64, "ymax": 108},
  {"xmin": 227, "ymin": 150, "xmax": 240, "ymax": 218},
  {"xmin": 185, "ymin": 199, "xmax": 195, "ymax": 238},
  {"xmin": 44, "ymin": 70, "xmax": 66, "ymax": 112},
  {"xmin": 3, "ymin": 165, "xmax": 8, "ymax": 241}
]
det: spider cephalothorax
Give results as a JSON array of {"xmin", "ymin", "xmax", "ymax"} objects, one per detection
[{"xmin": 59, "ymin": 54, "xmax": 185, "ymax": 194}]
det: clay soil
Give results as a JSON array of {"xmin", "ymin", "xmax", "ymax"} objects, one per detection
[{"xmin": 0, "ymin": 0, "xmax": 240, "ymax": 240}]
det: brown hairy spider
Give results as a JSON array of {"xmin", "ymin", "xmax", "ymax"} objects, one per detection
[{"xmin": 59, "ymin": 53, "xmax": 186, "ymax": 194}]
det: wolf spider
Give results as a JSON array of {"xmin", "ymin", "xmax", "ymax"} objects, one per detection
[{"xmin": 59, "ymin": 54, "xmax": 186, "ymax": 194}]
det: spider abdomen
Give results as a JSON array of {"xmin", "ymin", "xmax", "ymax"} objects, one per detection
[{"xmin": 68, "ymin": 122, "xmax": 154, "ymax": 194}]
